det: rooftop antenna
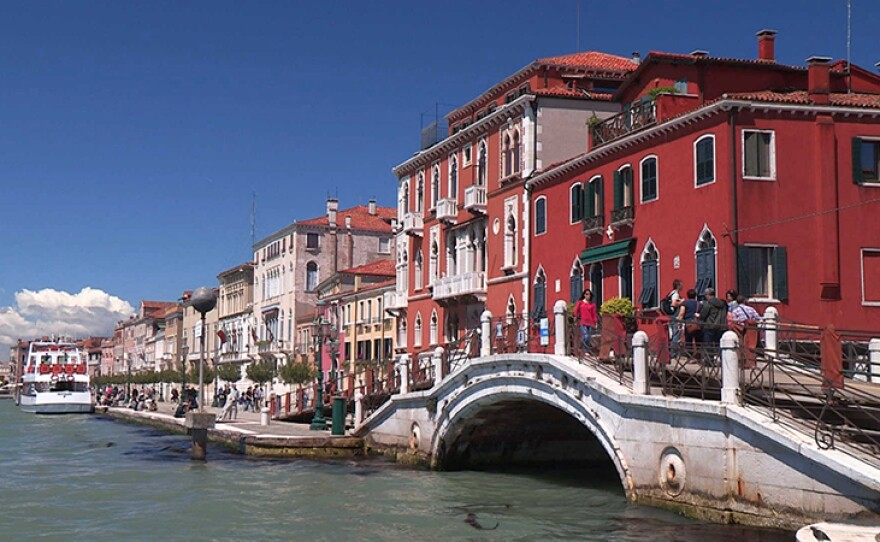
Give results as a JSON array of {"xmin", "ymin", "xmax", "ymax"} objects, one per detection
[
  {"xmin": 846, "ymin": 0, "xmax": 853, "ymax": 93},
  {"xmin": 576, "ymin": 0, "xmax": 580, "ymax": 51},
  {"xmin": 250, "ymin": 191, "xmax": 256, "ymax": 248}
]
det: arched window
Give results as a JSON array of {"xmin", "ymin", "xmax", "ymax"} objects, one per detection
[
  {"xmin": 639, "ymin": 241, "xmax": 659, "ymax": 308},
  {"xmin": 531, "ymin": 267, "xmax": 547, "ymax": 320},
  {"xmin": 445, "ymin": 313, "xmax": 459, "ymax": 342},
  {"xmin": 414, "ymin": 248, "xmax": 423, "ymax": 290},
  {"xmin": 506, "ymin": 295, "xmax": 517, "ymax": 322},
  {"xmin": 513, "ymin": 130, "xmax": 521, "ymax": 174},
  {"xmin": 429, "ymin": 310, "xmax": 438, "ymax": 345},
  {"xmin": 570, "ymin": 182, "xmax": 584, "ymax": 223},
  {"xmin": 431, "ymin": 165, "xmax": 440, "ymax": 208},
  {"xmin": 590, "ymin": 262, "xmax": 604, "ymax": 307},
  {"xmin": 640, "ymin": 156, "xmax": 658, "ymax": 203},
  {"xmin": 414, "ymin": 313, "xmax": 422, "ymax": 348},
  {"xmin": 398, "ymin": 318, "xmax": 407, "ymax": 349},
  {"xmin": 570, "ymin": 258, "xmax": 584, "ymax": 303},
  {"xmin": 399, "ymin": 180, "xmax": 409, "ymax": 218},
  {"xmin": 477, "ymin": 140, "xmax": 487, "ymax": 186},
  {"xmin": 504, "ymin": 210, "xmax": 517, "ymax": 268},
  {"xmin": 586, "ymin": 175, "xmax": 603, "ymax": 219},
  {"xmin": 305, "ymin": 262, "xmax": 318, "ymax": 292},
  {"xmin": 416, "ymin": 172, "xmax": 424, "ymax": 214},
  {"xmin": 449, "ymin": 155, "xmax": 458, "ymax": 200},
  {"xmin": 534, "ymin": 197, "xmax": 547, "ymax": 236},
  {"xmin": 613, "ymin": 165, "xmax": 634, "ymax": 210},
  {"xmin": 695, "ymin": 134, "xmax": 715, "ymax": 186},
  {"xmin": 429, "ymin": 241, "xmax": 439, "ymax": 285},
  {"xmin": 619, "ymin": 255, "xmax": 633, "ymax": 301},
  {"xmin": 695, "ymin": 226, "xmax": 717, "ymax": 298}
]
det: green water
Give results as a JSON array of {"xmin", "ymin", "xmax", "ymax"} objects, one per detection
[{"xmin": 0, "ymin": 400, "xmax": 791, "ymax": 541}]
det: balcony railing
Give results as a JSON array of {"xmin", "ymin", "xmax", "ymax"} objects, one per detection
[
  {"xmin": 610, "ymin": 206, "xmax": 635, "ymax": 226},
  {"xmin": 402, "ymin": 212, "xmax": 423, "ymax": 236},
  {"xmin": 436, "ymin": 198, "xmax": 458, "ymax": 223},
  {"xmin": 432, "ymin": 271, "xmax": 486, "ymax": 301},
  {"xmin": 383, "ymin": 290, "xmax": 407, "ymax": 310},
  {"xmin": 591, "ymin": 99, "xmax": 657, "ymax": 147},
  {"xmin": 582, "ymin": 214, "xmax": 605, "ymax": 236},
  {"xmin": 463, "ymin": 186, "xmax": 487, "ymax": 213}
]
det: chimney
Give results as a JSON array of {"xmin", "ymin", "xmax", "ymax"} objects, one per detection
[
  {"xmin": 690, "ymin": 50, "xmax": 709, "ymax": 58},
  {"xmin": 326, "ymin": 198, "xmax": 338, "ymax": 227},
  {"xmin": 756, "ymin": 29, "xmax": 777, "ymax": 62},
  {"xmin": 631, "ymin": 51, "xmax": 640, "ymax": 65},
  {"xmin": 368, "ymin": 199, "xmax": 377, "ymax": 216},
  {"xmin": 807, "ymin": 56, "xmax": 832, "ymax": 105}
]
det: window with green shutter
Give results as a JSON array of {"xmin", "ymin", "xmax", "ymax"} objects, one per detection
[
  {"xmin": 737, "ymin": 245, "xmax": 789, "ymax": 301},
  {"xmin": 570, "ymin": 183, "xmax": 584, "ymax": 223},
  {"xmin": 614, "ymin": 166, "xmax": 633, "ymax": 210},
  {"xmin": 641, "ymin": 157, "xmax": 657, "ymax": 202},
  {"xmin": 535, "ymin": 197, "xmax": 547, "ymax": 235},
  {"xmin": 743, "ymin": 130, "xmax": 775, "ymax": 179}
]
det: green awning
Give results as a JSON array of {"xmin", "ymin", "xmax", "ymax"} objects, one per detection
[{"xmin": 580, "ymin": 239, "xmax": 634, "ymax": 265}]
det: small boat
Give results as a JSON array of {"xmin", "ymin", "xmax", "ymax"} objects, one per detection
[{"xmin": 19, "ymin": 341, "xmax": 92, "ymax": 414}]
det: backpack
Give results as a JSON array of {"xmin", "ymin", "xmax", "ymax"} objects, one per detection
[{"xmin": 659, "ymin": 291, "xmax": 676, "ymax": 316}]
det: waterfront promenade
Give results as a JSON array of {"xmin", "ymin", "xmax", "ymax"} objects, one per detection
[{"xmin": 99, "ymin": 400, "xmax": 364, "ymax": 458}]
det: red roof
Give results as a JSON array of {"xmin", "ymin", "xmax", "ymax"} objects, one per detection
[
  {"xmin": 537, "ymin": 51, "xmax": 637, "ymax": 72},
  {"xmin": 298, "ymin": 205, "xmax": 395, "ymax": 232},
  {"xmin": 339, "ymin": 259, "xmax": 395, "ymax": 277},
  {"xmin": 727, "ymin": 90, "xmax": 880, "ymax": 108},
  {"xmin": 355, "ymin": 278, "xmax": 396, "ymax": 294}
]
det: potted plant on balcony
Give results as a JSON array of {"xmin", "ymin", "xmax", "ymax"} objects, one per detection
[{"xmin": 598, "ymin": 297, "xmax": 635, "ymax": 361}]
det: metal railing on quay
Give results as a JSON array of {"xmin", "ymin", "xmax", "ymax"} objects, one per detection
[{"xmin": 410, "ymin": 350, "xmax": 435, "ymax": 391}]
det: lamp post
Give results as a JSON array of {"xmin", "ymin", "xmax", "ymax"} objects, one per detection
[
  {"xmin": 310, "ymin": 301, "xmax": 335, "ymax": 431},
  {"xmin": 191, "ymin": 287, "xmax": 217, "ymax": 412},
  {"xmin": 126, "ymin": 354, "xmax": 132, "ymax": 403},
  {"xmin": 179, "ymin": 345, "xmax": 189, "ymax": 408}
]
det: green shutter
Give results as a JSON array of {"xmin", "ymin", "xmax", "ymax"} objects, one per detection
[
  {"xmin": 572, "ymin": 184, "xmax": 583, "ymax": 222},
  {"xmin": 613, "ymin": 170, "xmax": 623, "ymax": 210},
  {"xmin": 853, "ymin": 137, "xmax": 864, "ymax": 185},
  {"xmin": 773, "ymin": 246, "xmax": 789, "ymax": 301},
  {"xmin": 737, "ymin": 245, "xmax": 751, "ymax": 297},
  {"xmin": 585, "ymin": 181, "xmax": 595, "ymax": 218},
  {"xmin": 597, "ymin": 178, "xmax": 604, "ymax": 216}
]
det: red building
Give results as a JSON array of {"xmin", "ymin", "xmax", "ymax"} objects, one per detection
[
  {"xmin": 391, "ymin": 50, "xmax": 638, "ymax": 359},
  {"xmin": 528, "ymin": 31, "xmax": 880, "ymax": 331}
]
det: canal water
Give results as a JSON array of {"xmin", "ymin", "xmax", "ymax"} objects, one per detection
[{"xmin": 0, "ymin": 400, "xmax": 791, "ymax": 541}]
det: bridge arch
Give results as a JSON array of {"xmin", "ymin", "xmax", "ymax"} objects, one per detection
[{"xmin": 430, "ymin": 366, "xmax": 635, "ymax": 499}]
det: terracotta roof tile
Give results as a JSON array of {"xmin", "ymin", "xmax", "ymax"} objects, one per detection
[
  {"xmin": 298, "ymin": 205, "xmax": 395, "ymax": 232},
  {"xmin": 726, "ymin": 90, "xmax": 880, "ymax": 108},
  {"xmin": 537, "ymin": 51, "xmax": 637, "ymax": 72},
  {"xmin": 339, "ymin": 259, "xmax": 395, "ymax": 277}
]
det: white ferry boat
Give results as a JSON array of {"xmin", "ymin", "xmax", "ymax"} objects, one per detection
[{"xmin": 19, "ymin": 341, "xmax": 92, "ymax": 414}]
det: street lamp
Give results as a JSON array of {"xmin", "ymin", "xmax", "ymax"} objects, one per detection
[
  {"xmin": 180, "ymin": 344, "xmax": 189, "ymax": 408},
  {"xmin": 126, "ymin": 354, "xmax": 132, "ymax": 403},
  {"xmin": 191, "ymin": 287, "xmax": 217, "ymax": 412},
  {"xmin": 310, "ymin": 301, "xmax": 336, "ymax": 431}
]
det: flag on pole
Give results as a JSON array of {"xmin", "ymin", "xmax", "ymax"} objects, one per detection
[
  {"xmin": 217, "ymin": 328, "xmax": 227, "ymax": 345},
  {"xmin": 267, "ymin": 325, "xmax": 275, "ymax": 343},
  {"xmin": 251, "ymin": 325, "xmax": 258, "ymax": 343}
]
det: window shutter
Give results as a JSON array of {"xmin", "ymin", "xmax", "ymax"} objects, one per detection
[
  {"xmin": 570, "ymin": 275, "xmax": 583, "ymax": 304},
  {"xmin": 736, "ymin": 245, "xmax": 751, "ymax": 296},
  {"xmin": 613, "ymin": 170, "xmax": 623, "ymax": 210},
  {"xmin": 773, "ymin": 246, "xmax": 789, "ymax": 301},
  {"xmin": 571, "ymin": 185, "xmax": 583, "ymax": 222},
  {"xmin": 597, "ymin": 179, "xmax": 604, "ymax": 216},
  {"xmin": 532, "ymin": 283, "xmax": 546, "ymax": 320},
  {"xmin": 853, "ymin": 137, "xmax": 864, "ymax": 185},
  {"xmin": 745, "ymin": 132, "xmax": 758, "ymax": 177},
  {"xmin": 585, "ymin": 182, "xmax": 595, "ymax": 218}
]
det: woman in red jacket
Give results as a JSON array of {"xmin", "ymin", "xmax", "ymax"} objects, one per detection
[{"xmin": 574, "ymin": 290, "xmax": 599, "ymax": 353}]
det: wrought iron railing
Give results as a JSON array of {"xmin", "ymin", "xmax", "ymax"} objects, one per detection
[
  {"xmin": 590, "ymin": 99, "xmax": 657, "ymax": 147},
  {"xmin": 610, "ymin": 206, "xmax": 634, "ymax": 226},
  {"xmin": 582, "ymin": 214, "xmax": 604, "ymax": 235},
  {"xmin": 442, "ymin": 328, "xmax": 481, "ymax": 376}
]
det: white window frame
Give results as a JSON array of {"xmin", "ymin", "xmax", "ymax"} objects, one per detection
[
  {"xmin": 462, "ymin": 143, "xmax": 473, "ymax": 167},
  {"xmin": 616, "ymin": 163, "xmax": 634, "ymax": 208},
  {"xmin": 693, "ymin": 134, "xmax": 716, "ymax": 188},
  {"xmin": 861, "ymin": 248, "xmax": 880, "ymax": 306},
  {"xmin": 640, "ymin": 239, "xmax": 660, "ymax": 309},
  {"xmin": 413, "ymin": 313, "xmax": 422, "ymax": 348},
  {"xmin": 639, "ymin": 154, "xmax": 659, "ymax": 203},
  {"xmin": 448, "ymin": 153, "xmax": 459, "ymax": 201},
  {"xmin": 431, "ymin": 164, "xmax": 440, "ymax": 209},
  {"xmin": 744, "ymin": 243, "xmax": 781, "ymax": 303},
  {"xmin": 741, "ymin": 129, "xmax": 777, "ymax": 181},
  {"xmin": 378, "ymin": 237, "xmax": 391, "ymax": 254},
  {"xmin": 534, "ymin": 196, "xmax": 547, "ymax": 237},
  {"xmin": 857, "ymin": 136, "xmax": 880, "ymax": 187}
]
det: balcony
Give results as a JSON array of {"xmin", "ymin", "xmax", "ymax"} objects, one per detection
[
  {"xmin": 432, "ymin": 271, "xmax": 486, "ymax": 301},
  {"xmin": 582, "ymin": 214, "xmax": 605, "ymax": 236},
  {"xmin": 590, "ymin": 98, "xmax": 656, "ymax": 148},
  {"xmin": 383, "ymin": 290, "xmax": 407, "ymax": 310},
  {"xmin": 402, "ymin": 212, "xmax": 423, "ymax": 236},
  {"xmin": 436, "ymin": 198, "xmax": 458, "ymax": 223},
  {"xmin": 610, "ymin": 206, "xmax": 635, "ymax": 227},
  {"xmin": 463, "ymin": 186, "xmax": 487, "ymax": 213}
]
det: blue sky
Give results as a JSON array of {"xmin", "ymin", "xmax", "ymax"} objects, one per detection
[{"xmin": 0, "ymin": 0, "xmax": 876, "ymax": 344}]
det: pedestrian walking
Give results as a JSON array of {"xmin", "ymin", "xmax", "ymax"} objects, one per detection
[{"xmin": 573, "ymin": 290, "xmax": 598, "ymax": 354}]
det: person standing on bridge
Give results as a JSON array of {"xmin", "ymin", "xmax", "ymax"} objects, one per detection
[{"xmin": 574, "ymin": 290, "xmax": 598, "ymax": 354}]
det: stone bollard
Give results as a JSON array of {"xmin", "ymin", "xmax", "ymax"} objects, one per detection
[
  {"xmin": 481, "ymin": 310, "xmax": 492, "ymax": 356},
  {"xmin": 721, "ymin": 331, "xmax": 740, "ymax": 405},
  {"xmin": 870, "ymin": 339, "xmax": 880, "ymax": 383},
  {"xmin": 260, "ymin": 407, "xmax": 270, "ymax": 426},
  {"xmin": 632, "ymin": 331, "xmax": 649, "ymax": 395},
  {"xmin": 554, "ymin": 300, "xmax": 567, "ymax": 355},
  {"xmin": 354, "ymin": 392, "xmax": 364, "ymax": 427},
  {"xmin": 184, "ymin": 411, "xmax": 216, "ymax": 461},
  {"xmin": 433, "ymin": 346, "xmax": 445, "ymax": 383},
  {"xmin": 399, "ymin": 354, "xmax": 410, "ymax": 395},
  {"xmin": 763, "ymin": 306, "xmax": 778, "ymax": 358}
]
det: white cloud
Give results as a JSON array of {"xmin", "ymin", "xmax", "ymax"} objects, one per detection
[{"xmin": 0, "ymin": 287, "xmax": 134, "ymax": 351}]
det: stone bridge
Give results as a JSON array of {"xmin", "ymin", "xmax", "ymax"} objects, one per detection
[{"xmin": 355, "ymin": 304, "xmax": 880, "ymax": 530}]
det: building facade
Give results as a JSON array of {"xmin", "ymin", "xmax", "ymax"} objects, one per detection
[{"xmin": 217, "ymin": 262, "xmax": 255, "ymax": 370}]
